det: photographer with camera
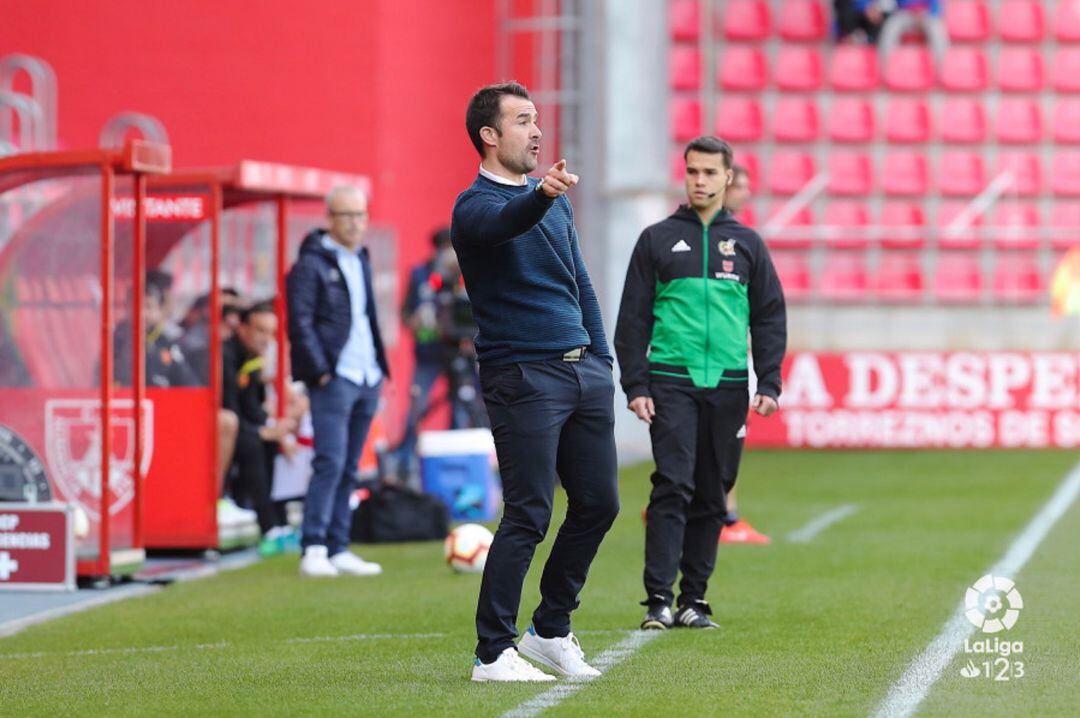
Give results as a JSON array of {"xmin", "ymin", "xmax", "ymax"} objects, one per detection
[{"xmin": 393, "ymin": 228, "xmax": 486, "ymax": 483}]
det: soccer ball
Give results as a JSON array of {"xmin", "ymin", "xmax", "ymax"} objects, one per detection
[{"xmin": 444, "ymin": 523, "xmax": 493, "ymax": 573}]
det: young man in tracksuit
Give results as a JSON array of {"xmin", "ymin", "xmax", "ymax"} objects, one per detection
[
  {"xmin": 614, "ymin": 136, "xmax": 787, "ymax": 630},
  {"xmin": 453, "ymin": 82, "xmax": 619, "ymax": 682}
]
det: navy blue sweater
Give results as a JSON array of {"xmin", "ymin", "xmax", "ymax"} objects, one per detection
[{"xmin": 451, "ymin": 174, "xmax": 611, "ymax": 367}]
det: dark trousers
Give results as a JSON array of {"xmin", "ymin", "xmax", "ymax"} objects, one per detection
[
  {"xmin": 644, "ymin": 382, "xmax": 748, "ymax": 607},
  {"xmin": 233, "ymin": 431, "xmax": 286, "ymax": 534},
  {"xmin": 303, "ymin": 375, "xmax": 381, "ymax": 555},
  {"xmin": 475, "ymin": 353, "xmax": 619, "ymax": 664}
]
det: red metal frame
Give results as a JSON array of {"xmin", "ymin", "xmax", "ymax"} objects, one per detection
[
  {"xmin": 140, "ymin": 163, "xmax": 369, "ymax": 550},
  {"xmin": 0, "ymin": 141, "xmax": 172, "ymax": 577}
]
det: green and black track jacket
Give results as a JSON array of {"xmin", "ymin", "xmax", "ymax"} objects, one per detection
[{"xmin": 614, "ymin": 205, "xmax": 787, "ymax": 403}]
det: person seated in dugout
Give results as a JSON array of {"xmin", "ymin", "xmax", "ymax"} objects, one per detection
[
  {"xmin": 222, "ymin": 300, "xmax": 299, "ymax": 556},
  {"xmin": 114, "ymin": 269, "xmax": 198, "ymax": 388}
]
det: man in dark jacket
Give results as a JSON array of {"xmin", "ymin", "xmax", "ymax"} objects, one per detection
[
  {"xmin": 222, "ymin": 301, "xmax": 295, "ymax": 555},
  {"xmin": 285, "ymin": 185, "xmax": 390, "ymax": 579},
  {"xmin": 453, "ymin": 82, "xmax": 618, "ymax": 683},
  {"xmin": 615, "ymin": 136, "xmax": 787, "ymax": 631}
]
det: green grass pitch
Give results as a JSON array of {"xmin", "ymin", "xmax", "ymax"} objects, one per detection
[{"xmin": 2, "ymin": 450, "xmax": 1078, "ymax": 717}]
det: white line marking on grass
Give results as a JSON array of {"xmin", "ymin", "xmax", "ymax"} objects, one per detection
[
  {"xmin": 0, "ymin": 641, "xmax": 227, "ymax": 661},
  {"xmin": 786, "ymin": 504, "xmax": 861, "ymax": 543},
  {"xmin": 286, "ymin": 632, "xmax": 448, "ymax": 644},
  {"xmin": 871, "ymin": 461, "xmax": 1080, "ymax": 718},
  {"xmin": 500, "ymin": 630, "xmax": 661, "ymax": 718},
  {"xmin": 0, "ymin": 631, "xmax": 447, "ymax": 661},
  {"xmin": 0, "ymin": 584, "xmax": 161, "ymax": 639}
]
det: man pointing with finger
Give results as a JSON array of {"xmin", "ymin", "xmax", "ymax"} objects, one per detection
[
  {"xmin": 452, "ymin": 82, "xmax": 619, "ymax": 682},
  {"xmin": 614, "ymin": 136, "xmax": 786, "ymax": 631}
]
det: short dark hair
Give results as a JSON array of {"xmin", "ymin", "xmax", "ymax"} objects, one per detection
[
  {"xmin": 240, "ymin": 300, "xmax": 276, "ymax": 324},
  {"xmin": 465, "ymin": 82, "xmax": 531, "ymax": 157},
  {"xmin": 732, "ymin": 164, "xmax": 749, "ymax": 181},
  {"xmin": 683, "ymin": 136, "xmax": 734, "ymax": 169},
  {"xmin": 221, "ymin": 287, "xmax": 240, "ymax": 298},
  {"xmin": 431, "ymin": 227, "xmax": 452, "ymax": 249}
]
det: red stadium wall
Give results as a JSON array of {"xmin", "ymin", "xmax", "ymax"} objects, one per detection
[{"xmin": 0, "ymin": 0, "xmax": 502, "ymax": 436}]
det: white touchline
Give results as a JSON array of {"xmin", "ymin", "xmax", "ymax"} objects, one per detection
[
  {"xmin": 786, "ymin": 504, "xmax": 861, "ymax": 543},
  {"xmin": 0, "ymin": 632, "xmax": 451, "ymax": 661},
  {"xmin": 500, "ymin": 630, "xmax": 661, "ymax": 718},
  {"xmin": 871, "ymin": 460, "xmax": 1080, "ymax": 718},
  {"xmin": 286, "ymin": 632, "xmax": 448, "ymax": 644}
]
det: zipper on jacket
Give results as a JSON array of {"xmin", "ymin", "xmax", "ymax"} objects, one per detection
[{"xmin": 700, "ymin": 210, "xmax": 722, "ymax": 387}]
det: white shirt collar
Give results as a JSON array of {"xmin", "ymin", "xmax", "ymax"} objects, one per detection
[
  {"xmin": 321, "ymin": 234, "xmax": 357, "ymax": 257},
  {"xmin": 479, "ymin": 164, "xmax": 527, "ymax": 186}
]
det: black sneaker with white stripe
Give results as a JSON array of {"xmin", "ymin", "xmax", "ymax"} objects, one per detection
[{"xmin": 673, "ymin": 601, "xmax": 719, "ymax": 629}]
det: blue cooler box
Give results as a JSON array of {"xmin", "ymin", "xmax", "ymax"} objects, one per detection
[{"xmin": 418, "ymin": 429, "xmax": 501, "ymax": 521}]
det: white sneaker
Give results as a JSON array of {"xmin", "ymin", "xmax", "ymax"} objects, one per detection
[
  {"xmin": 329, "ymin": 550, "xmax": 382, "ymax": 576},
  {"xmin": 299, "ymin": 545, "xmax": 339, "ymax": 577},
  {"xmin": 471, "ymin": 647, "xmax": 557, "ymax": 683},
  {"xmin": 518, "ymin": 626, "xmax": 602, "ymax": 679}
]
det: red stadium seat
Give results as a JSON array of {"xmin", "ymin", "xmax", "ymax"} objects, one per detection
[
  {"xmin": 1055, "ymin": 0, "xmax": 1080, "ymax": 42},
  {"xmin": 939, "ymin": 151, "xmax": 987, "ymax": 196},
  {"xmin": 719, "ymin": 46, "xmax": 768, "ymax": 91},
  {"xmin": 770, "ymin": 250, "xmax": 812, "ymax": 301},
  {"xmin": 942, "ymin": 47, "xmax": 989, "ymax": 91},
  {"xmin": 884, "ymin": 98, "xmax": 932, "ymax": 143},
  {"xmin": 998, "ymin": 48, "xmax": 1044, "ymax": 92},
  {"xmin": 670, "ymin": 46, "xmax": 702, "ymax": 90},
  {"xmin": 669, "ymin": 0, "xmax": 700, "ymax": 42},
  {"xmin": 820, "ymin": 252, "xmax": 869, "ymax": 302},
  {"xmin": 822, "ymin": 201, "xmax": 870, "ymax": 249},
  {"xmin": 722, "ymin": 0, "xmax": 771, "ymax": 41},
  {"xmin": 874, "ymin": 252, "xmax": 925, "ymax": 302},
  {"xmin": 829, "ymin": 46, "xmax": 879, "ymax": 91},
  {"xmin": 775, "ymin": 46, "xmax": 824, "ymax": 90},
  {"xmin": 777, "ymin": 0, "xmax": 828, "ymax": 41},
  {"xmin": 1051, "ymin": 203, "xmax": 1080, "ymax": 249},
  {"xmin": 828, "ymin": 97, "xmax": 875, "ymax": 143},
  {"xmin": 671, "ymin": 150, "xmax": 687, "ymax": 183},
  {"xmin": 940, "ymin": 97, "xmax": 988, "ymax": 143},
  {"xmin": 671, "ymin": 98, "xmax": 702, "ymax": 143},
  {"xmin": 937, "ymin": 201, "xmax": 983, "ymax": 249},
  {"xmin": 738, "ymin": 151, "xmax": 761, "ymax": 191},
  {"xmin": 946, "ymin": 0, "xmax": 991, "ymax": 42},
  {"xmin": 1053, "ymin": 48, "xmax": 1080, "ymax": 92},
  {"xmin": 934, "ymin": 253, "xmax": 984, "ymax": 302},
  {"xmin": 880, "ymin": 201, "xmax": 927, "ymax": 249},
  {"xmin": 769, "ymin": 151, "xmax": 816, "ymax": 195},
  {"xmin": 828, "ymin": 151, "xmax": 874, "ymax": 196},
  {"xmin": 995, "ymin": 97, "xmax": 1042, "ymax": 144},
  {"xmin": 1052, "ymin": 152, "xmax": 1080, "ymax": 196},
  {"xmin": 885, "ymin": 46, "xmax": 935, "ymax": 92},
  {"xmin": 997, "ymin": 151, "xmax": 1042, "ymax": 196},
  {"xmin": 773, "ymin": 97, "xmax": 819, "ymax": 143},
  {"xmin": 714, "ymin": 96, "xmax": 763, "ymax": 143},
  {"xmin": 998, "ymin": 0, "xmax": 1045, "ymax": 42},
  {"xmin": 1053, "ymin": 99, "xmax": 1080, "ymax": 143},
  {"xmin": 765, "ymin": 202, "xmax": 815, "ymax": 249},
  {"xmin": 992, "ymin": 203, "xmax": 1042, "ymax": 250},
  {"xmin": 992, "ymin": 253, "xmax": 1045, "ymax": 303},
  {"xmin": 882, "ymin": 151, "xmax": 929, "ymax": 196}
]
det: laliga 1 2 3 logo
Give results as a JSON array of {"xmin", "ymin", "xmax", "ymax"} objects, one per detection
[
  {"xmin": 960, "ymin": 574, "xmax": 1026, "ymax": 681},
  {"xmin": 44, "ymin": 399, "xmax": 153, "ymax": 521}
]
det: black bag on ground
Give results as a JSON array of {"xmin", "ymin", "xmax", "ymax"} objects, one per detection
[{"xmin": 351, "ymin": 484, "xmax": 450, "ymax": 543}]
